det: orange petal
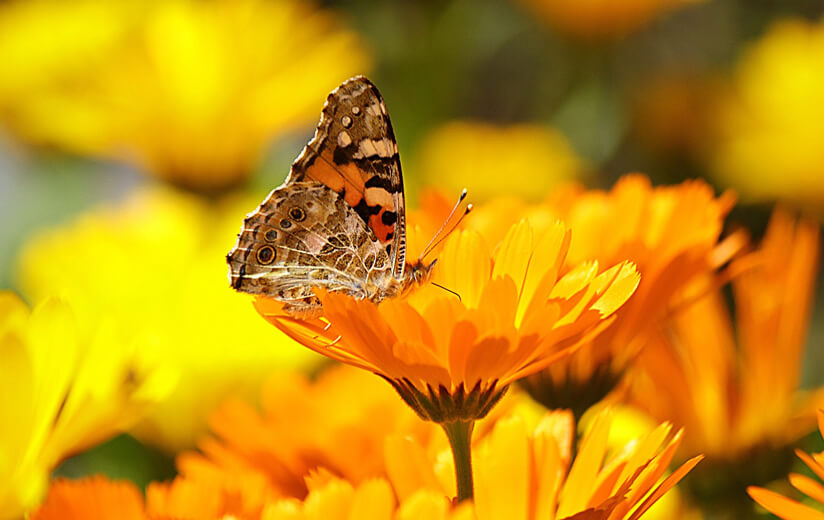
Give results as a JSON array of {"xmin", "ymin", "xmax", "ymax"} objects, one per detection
[{"xmin": 748, "ymin": 486, "xmax": 824, "ymax": 520}]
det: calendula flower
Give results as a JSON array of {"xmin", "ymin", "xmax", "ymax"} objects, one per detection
[
  {"xmin": 178, "ymin": 365, "xmax": 437, "ymax": 500},
  {"xmin": 0, "ymin": 292, "xmax": 168, "ymax": 519},
  {"xmin": 30, "ymin": 477, "xmax": 147, "ymax": 520},
  {"xmin": 385, "ymin": 408, "xmax": 702, "ymax": 519},
  {"xmin": 30, "ymin": 474, "xmax": 271, "ymax": 520},
  {"xmin": 507, "ymin": 175, "xmax": 740, "ymax": 418},
  {"xmin": 632, "ymin": 210, "xmax": 823, "ymax": 513},
  {"xmin": 29, "ymin": 407, "xmax": 695, "ymax": 520},
  {"xmin": 710, "ymin": 17, "xmax": 824, "ymax": 213},
  {"xmin": 748, "ymin": 411, "xmax": 824, "ymax": 519},
  {"xmin": 256, "ymin": 219, "xmax": 639, "ymax": 500},
  {"xmin": 0, "ymin": 0, "xmax": 370, "ymax": 191},
  {"xmin": 414, "ymin": 121, "xmax": 586, "ymax": 202},
  {"xmin": 16, "ymin": 188, "xmax": 319, "ymax": 451},
  {"xmin": 30, "ymin": 473, "xmax": 471, "ymax": 520},
  {"xmin": 516, "ymin": 0, "xmax": 705, "ymax": 40}
]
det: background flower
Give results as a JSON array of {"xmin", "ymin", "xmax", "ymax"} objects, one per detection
[
  {"xmin": 632, "ymin": 210, "xmax": 823, "ymax": 514},
  {"xmin": 15, "ymin": 188, "xmax": 319, "ymax": 451},
  {"xmin": 0, "ymin": 0, "xmax": 370, "ymax": 191},
  {"xmin": 515, "ymin": 0, "xmax": 705, "ymax": 40},
  {"xmin": 470, "ymin": 175, "xmax": 739, "ymax": 418},
  {"xmin": 413, "ymin": 121, "xmax": 586, "ymax": 202},
  {"xmin": 709, "ymin": 17, "xmax": 824, "ymax": 214},
  {"xmin": 0, "ymin": 292, "xmax": 169, "ymax": 519},
  {"xmin": 748, "ymin": 411, "xmax": 824, "ymax": 519}
]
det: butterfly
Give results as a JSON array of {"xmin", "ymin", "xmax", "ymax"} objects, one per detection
[{"xmin": 227, "ymin": 76, "xmax": 446, "ymax": 318}]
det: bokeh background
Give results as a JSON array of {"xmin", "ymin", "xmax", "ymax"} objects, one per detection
[{"xmin": 1, "ymin": 0, "xmax": 823, "ymax": 517}]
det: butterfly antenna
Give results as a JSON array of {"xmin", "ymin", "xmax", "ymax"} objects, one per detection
[
  {"xmin": 420, "ymin": 189, "xmax": 471, "ymax": 260},
  {"xmin": 420, "ymin": 204, "xmax": 473, "ymax": 260},
  {"xmin": 431, "ymin": 282, "xmax": 462, "ymax": 302}
]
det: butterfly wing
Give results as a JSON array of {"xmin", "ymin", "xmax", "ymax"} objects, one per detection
[
  {"xmin": 286, "ymin": 76, "xmax": 407, "ymax": 280},
  {"xmin": 227, "ymin": 182, "xmax": 393, "ymax": 316}
]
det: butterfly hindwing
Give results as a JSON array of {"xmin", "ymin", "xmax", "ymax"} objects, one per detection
[
  {"xmin": 227, "ymin": 182, "xmax": 393, "ymax": 317},
  {"xmin": 287, "ymin": 76, "xmax": 407, "ymax": 279}
]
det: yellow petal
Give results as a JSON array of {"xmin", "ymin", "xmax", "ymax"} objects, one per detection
[
  {"xmin": 435, "ymin": 230, "xmax": 491, "ymax": 309},
  {"xmin": 474, "ymin": 416, "xmax": 529, "ymax": 520},
  {"xmin": 558, "ymin": 409, "xmax": 611, "ymax": 518},
  {"xmin": 492, "ymin": 219, "xmax": 534, "ymax": 295},
  {"xmin": 347, "ymin": 479, "xmax": 395, "ymax": 520}
]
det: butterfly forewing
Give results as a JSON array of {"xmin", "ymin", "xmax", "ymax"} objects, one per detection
[
  {"xmin": 287, "ymin": 76, "xmax": 407, "ymax": 279},
  {"xmin": 227, "ymin": 76, "xmax": 411, "ymax": 317}
]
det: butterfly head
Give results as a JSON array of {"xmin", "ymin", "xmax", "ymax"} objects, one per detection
[{"xmin": 398, "ymin": 258, "xmax": 436, "ymax": 296}]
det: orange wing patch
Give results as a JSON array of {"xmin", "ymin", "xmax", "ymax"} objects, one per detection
[{"xmin": 303, "ymin": 150, "xmax": 366, "ymax": 209}]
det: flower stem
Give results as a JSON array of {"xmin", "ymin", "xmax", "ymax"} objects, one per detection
[{"xmin": 441, "ymin": 419, "xmax": 475, "ymax": 503}]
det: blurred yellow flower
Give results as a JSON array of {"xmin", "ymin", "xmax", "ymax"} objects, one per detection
[
  {"xmin": 710, "ymin": 18, "xmax": 824, "ymax": 212},
  {"xmin": 516, "ymin": 0, "xmax": 704, "ymax": 40},
  {"xmin": 0, "ymin": 292, "xmax": 168, "ymax": 519},
  {"xmin": 16, "ymin": 188, "xmax": 319, "ymax": 452},
  {"xmin": 414, "ymin": 121, "xmax": 585, "ymax": 202},
  {"xmin": 748, "ymin": 411, "xmax": 824, "ymax": 519},
  {"xmin": 0, "ymin": 0, "xmax": 370, "ymax": 191},
  {"xmin": 632, "ymin": 210, "xmax": 823, "ymax": 507}
]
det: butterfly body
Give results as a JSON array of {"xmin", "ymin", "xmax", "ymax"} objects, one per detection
[{"xmin": 227, "ymin": 76, "xmax": 431, "ymax": 317}]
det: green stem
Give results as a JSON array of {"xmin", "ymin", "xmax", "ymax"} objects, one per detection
[{"xmin": 441, "ymin": 419, "xmax": 475, "ymax": 503}]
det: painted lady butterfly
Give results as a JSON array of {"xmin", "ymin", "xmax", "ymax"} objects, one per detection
[{"xmin": 227, "ymin": 76, "xmax": 438, "ymax": 317}]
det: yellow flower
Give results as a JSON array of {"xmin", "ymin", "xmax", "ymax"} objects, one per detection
[
  {"xmin": 516, "ymin": 0, "xmax": 704, "ymax": 40},
  {"xmin": 414, "ymin": 121, "xmax": 586, "ymax": 202},
  {"xmin": 0, "ymin": 0, "xmax": 370, "ymax": 191},
  {"xmin": 710, "ymin": 17, "xmax": 824, "ymax": 212},
  {"xmin": 385, "ymin": 408, "xmax": 702, "ymax": 519},
  {"xmin": 16, "ymin": 187, "xmax": 319, "ymax": 451},
  {"xmin": 748, "ymin": 411, "xmax": 824, "ymax": 519},
  {"xmin": 255, "ymin": 220, "xmax": 639, "ymax": 423},
  {"xmin": 492, "ymin": 175, "xmax": 739, "ymax": 418},
  {"xmin": 0, "ymin": 292, "xmax": 168, "ymax": 519},
  {"xmin": 632, "ymin": 210, "xmax": 823, "ymax": 509}
]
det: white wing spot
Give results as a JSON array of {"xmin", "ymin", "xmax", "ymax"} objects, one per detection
[{"xmin": 338, "ymin": 131, "xmax": 353, "ymax": 147}]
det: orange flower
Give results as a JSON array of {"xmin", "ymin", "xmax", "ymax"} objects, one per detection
[
  {"xmin": 491, "ymin": 175, "xmax": 740, "ymax": 418},
  {"xmin": 255, "ymin": 218, "xmax": 638, "ymax": 502},
  {"xmin": 748, "ymin": 411, "xmax": 824, "ymax": 519},
  {"xmin": 31, "ymin": 408, "xmax": 697, "ymax": 520},
  {"xmin": 255, "ymin": 220, "xmax": 639, "ymax": 424},
  {"xmin": 176, "ymin": 365, "xmax": 436, "ymax": 500},
  {"xmin": 30, "ymin": 476, "xmax": 147, "ymax": 520},
  {"xmin": 516, "ymin": 0, "xmax": 705, "ymax": 40},
  {"xmin": 632, "ymin": 210, "xmax": 823, "ymax": 509}
]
